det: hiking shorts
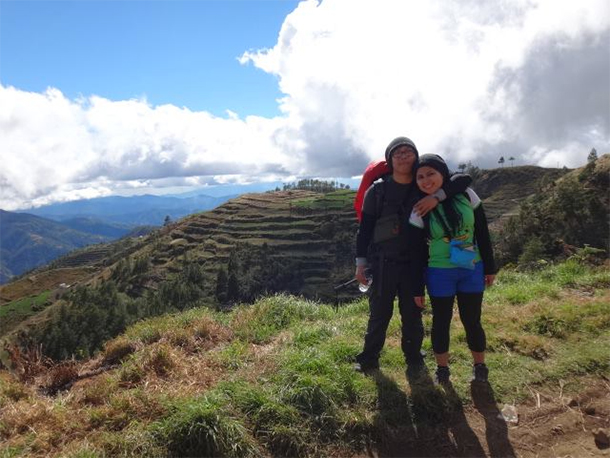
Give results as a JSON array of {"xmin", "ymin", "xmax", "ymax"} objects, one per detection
[{"xmin": 426, "ymin": 261, "xmax": 484, "ymax": 297}]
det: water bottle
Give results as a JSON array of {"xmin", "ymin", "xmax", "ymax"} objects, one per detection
[{"xmin": 358, "ymin": 270, "xmax": 373, "ymax": 293}]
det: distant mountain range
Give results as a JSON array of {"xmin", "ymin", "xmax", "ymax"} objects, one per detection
[
  {"xmin": 0, "ymin": 210, "xmax": 110, "ymax": 284},
  {"xmin": 20, "ymin": 193, "xmax": 236, "ymax": 226},
  {"xmin": 1, "ymin": 191, "xmax": 240, "ymax": 284}
]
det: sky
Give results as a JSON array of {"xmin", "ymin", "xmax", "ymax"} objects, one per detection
[{"xmin": 0, "ymin": 0, "xmax": 608, "ymax": 211}]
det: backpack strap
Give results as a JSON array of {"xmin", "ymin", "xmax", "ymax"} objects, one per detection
[
  {"xmin": 374, "ymin": 179, "xmax": 386, "ymax": 219},
  {"xmin": 431, "ymin": 207, "xmax": 454, "ymax": 240}
]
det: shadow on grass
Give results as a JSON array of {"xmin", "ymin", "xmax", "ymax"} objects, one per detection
[
  {"xmin": 471, "ymin": 382, "xmax": 517, "ymax": 458},
  {"xmin": 370, "ymin": 368, "xmax": 426, "ymax": 457},
  {"xmin": 368, "ymin": 367, "xmax": 499, "ymax": 457},
  {"xmin": 366, "ymin": 367, "xmax": 472, "ymax": 457},
  {"xmin": 441, "ymin": 381, "xmax": 488, "ymax": 457}
]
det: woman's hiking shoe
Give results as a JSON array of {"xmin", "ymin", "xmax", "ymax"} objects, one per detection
[
  {"xmin": 434, "ymin": 366, "xmax": 450, "ymax": 385},
  {"xmin": 472, "ymin": 363, "xmax": 489, "ymax": 383}
]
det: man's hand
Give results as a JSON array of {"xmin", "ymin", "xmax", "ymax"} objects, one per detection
[
  {"xmin": 485, "ymin": 275, "xmax": 496, "ymax": 287},
  {"xmin": 414, "ymin": 296, "xmax": 426, "ymax": 308},
  {"xmin": 414, "ymin": 195, "xmax": 439, "ymax": 217},
  {"xmin": 355, "ymin": 265, "xmax": 368, "ymax": 285}
]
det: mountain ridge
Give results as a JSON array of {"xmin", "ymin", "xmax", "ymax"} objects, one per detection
[
  {"xmin": 0, "ymin": 210, "xmax": 110, "ymax": 285},
  {"xmin": 19, "ymin": 193, "xmax": 235, "ymax": 226}
]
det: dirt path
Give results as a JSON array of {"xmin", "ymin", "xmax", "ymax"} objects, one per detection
[{"xmin": 371, "ymin": 375, "xmax": 610, "ymax": 457}]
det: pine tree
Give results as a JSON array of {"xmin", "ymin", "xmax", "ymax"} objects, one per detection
[
  {"xmin": 227, "ymin": 271, "xmax": 240, "ymax": 302},
  {"xmin": 215, "ymin": 269, "xmax": 228, "ymax": 303}
]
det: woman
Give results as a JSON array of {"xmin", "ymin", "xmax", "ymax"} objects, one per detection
[{"xmin": 408, "ymin": 154, "xmax": 497, "ymax": 384}]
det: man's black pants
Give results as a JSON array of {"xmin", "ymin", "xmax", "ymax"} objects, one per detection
[{"xmin": 356, "ymin": 258, "xmax": 424, "ymax": 368}]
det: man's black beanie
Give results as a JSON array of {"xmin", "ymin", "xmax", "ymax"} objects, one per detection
[
  {"xmin": 385, "ymin": 136, "xmax": 419, "ymax": 163},
  {"xmin": 415, "ymin": 153, "xmax": 450, "ymax": 179}
]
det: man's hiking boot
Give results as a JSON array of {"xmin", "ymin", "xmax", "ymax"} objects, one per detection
[
  {"xmin": 434, "ymin": 366, "xmax": 450, "ymax": 385},
  {"xmin": 353, "ymin": 362, "xmax": 379, "ymax": 375},
  {"xmin": 406, "ymin": 362, "xmax": 427, "ymax": 381},
  {"xmin": 471, "ymin": 363, "xmax": 489, "ymax": 383}
]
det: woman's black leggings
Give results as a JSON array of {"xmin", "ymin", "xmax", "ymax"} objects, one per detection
[{"xmin": 430, "ymin": 292, "xmax": 486, "ymax": 354}]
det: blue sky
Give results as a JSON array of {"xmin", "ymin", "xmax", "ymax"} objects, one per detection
[
  {"xmin": 0, "ymin": 0, "xmax": 608, "ymax": 210},
  {"xmin": 0, "ymin": 0, "xmax": 298, "ymax": 117}
]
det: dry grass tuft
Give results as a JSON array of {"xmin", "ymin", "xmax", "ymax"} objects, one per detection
[
  {"xmin": 74, "ymin": 375, "xmax": 118, "ymax": 406},
  {"xmin": 164, "ymin": 327, "xmax": 195, "ymax": 350},
  {"xmin": 144, "ymin": 345, "xmax": 176, "ymax": 376},
  {"xmin": 0, "ymin": 372, "xmax": 32, "ymax": 405},
  {"xmin": 41, "ymin": 361, "xmax": 79, "ymax": 394},
  {"xmin": 102, "ymin": 336, "xmax": 137, "ymax": 365},
  {"xmin": 0, "ymin": 395, "xmax": 84, "ymax": 450},
  {"xmin": 4, "ymin": 345, "xmax": 52, "ymax": 384},
  {"xmin": 118, "ymin": 360, "xmax": 146, "ymax": 387},
  {"xmin": 191, "ymin": 315, "xmax": 234, "ymax": 349}
]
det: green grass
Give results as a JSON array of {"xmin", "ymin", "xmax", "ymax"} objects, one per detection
[
  {"xmin": 2, "ymin": 260, "xmax": 609, "ymax": 457},
  {"xmin": 148, "ymin": 262, "xmax": 607, "ymax": 453},
  {"xmin": 292, "ymin": 190, "xmax": 355, "ymax": 209},
  {"xmin": 0, "ymin": 291, "xmax": 50, "ymax": 319}
]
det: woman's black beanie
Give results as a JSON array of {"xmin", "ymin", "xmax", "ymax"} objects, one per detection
[
  {"xmin": 385, "ymin": 136, "xmax": 419, "ymax": 163},
  {"xmin": 415, "ymin": 153, "xmax": 450, "ymax": 179}
]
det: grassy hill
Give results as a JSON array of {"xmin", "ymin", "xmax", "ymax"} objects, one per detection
[{"xmin": 0, "ymin": 259, "xmax": 608, "ymax": 457}]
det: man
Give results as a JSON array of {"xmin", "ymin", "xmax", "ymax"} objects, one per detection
[{"xmin": 354, "ymin": 136, "xmax": 471, "ymax": 374}]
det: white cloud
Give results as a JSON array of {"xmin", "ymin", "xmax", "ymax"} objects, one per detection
[
  {"xmin": 1, "ymin": 0, "xmax": 608, "ymax": 210},
  {"xmin": 0, "ymin": 86, "xmax": 291, "ymax": 210},
  {"xmin": 242, "ymin": 0, "xmax": 609, "ymax": 169}
]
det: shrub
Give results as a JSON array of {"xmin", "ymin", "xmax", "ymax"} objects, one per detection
[{"xmin": 518, "ymin": 237, "xmax": 546, "ymax": 265}]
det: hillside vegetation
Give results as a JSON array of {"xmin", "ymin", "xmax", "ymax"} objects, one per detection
[
  {"xmin": 495, "ymin": 154, "xmax": 609, "ymax": 264},
  {"xmin": 0, "ymin": 189, "xmax": 359, "ymax": 358},
  {"xmin": 0, "ymin": 258, "xmax": 608, "ymax": 457},
  {"xmin": 1, "ymin": 160, "xmax": 607, "ymax": 364},
  {"xmin": 0, "ymin": 161, "xmax": 608, "ymax": 359}
]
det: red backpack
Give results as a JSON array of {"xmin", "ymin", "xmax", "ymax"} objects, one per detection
[{"xmin": 354, "ymin": 160, "xmax": 391, "ymax": 222}]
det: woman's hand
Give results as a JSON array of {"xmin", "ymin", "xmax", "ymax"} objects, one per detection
[
  {"xmin": 485, "ymin": 275, "xmax": 496, "ymax": 287},
  {"xmin": 355, "ymin": 265, "xmax": 368, "ymax": 285},
  {"xmin": 414, "ymin": 296, "xmax": 426, "ymax": 308},
  {"xmin": 413, "ymin": 195, "xmax": 439, "ymax": 217}
]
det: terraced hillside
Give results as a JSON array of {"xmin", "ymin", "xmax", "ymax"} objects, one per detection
[
  {"xmin": 472, "ymin": 165, "xmax": 570, "ymax": 224},
  {"xmin": 147, "ymin": 189, "xmax": 358, "ymax": 300}
]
